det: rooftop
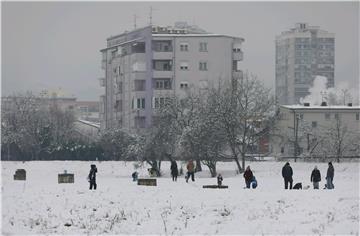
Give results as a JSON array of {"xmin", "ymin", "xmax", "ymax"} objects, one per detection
[{"xmin": 281, "ymin": 105, "xmax": 360, "ymax": 111}]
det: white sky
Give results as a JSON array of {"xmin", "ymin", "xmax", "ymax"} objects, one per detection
[{"xmin": 2, "ymin": 1, "xmax": 359, "ymax": 100}]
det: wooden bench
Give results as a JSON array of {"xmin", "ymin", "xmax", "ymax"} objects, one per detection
[
  {"xmin": 14, "ymin": 169, "xmax": 26, "ymax": 180},
  {"xmin": 203, "ymin": 185, "xmax": 228, "ymax": 189},
  {"xmin": 137, "ymin": 178, "xmax": 157, "ymax": 186},
  {"xmin": 58, "ymin": 173, "xmax": 74, "ymax": 183}
]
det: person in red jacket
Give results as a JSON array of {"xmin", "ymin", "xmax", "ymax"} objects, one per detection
[{"xmin": 243, "ymin": 166, "xmax": 254, "ymax": 188}]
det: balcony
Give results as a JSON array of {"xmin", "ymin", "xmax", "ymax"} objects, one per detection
[
  {"xmin": 153, "ymin": 51, "xmax": 173, "ymax": 60},
  {"xmin": 99, "ymin": 78, "xmax": 105, "ymax": 87},
  {"xmin": 233, "ymin": 50, "xmax": 244, "ymax": 61},
  {"xmin": 153, "ymin": 70, "xmax": 173, "ymax": 78},
  {"xmin": 101, "ymin": 59, "xmax": 107, "ymax": 70}
]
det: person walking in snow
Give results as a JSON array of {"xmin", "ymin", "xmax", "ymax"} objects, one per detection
[
  {"xmin": 325, "ymin": 162, "xmax": 334, "ymax": 189},
  {"xmin": 88, "ymin": 164, "xmax": 97, "ymax": 190},
  {"xmin": 310, "ymin": 166, "xmax": 321, "ymax": 189},
  {"xmin": 186, "ymin": 160, "xmax": 195, "ymax": 183},
  {"xmin": 282, "ymin": 162, "xmax": 293, "ymax": 189},
  {"xmin": 243, "ymin": 166, "xmax": 254, "ymax": 188},
  {"xmin": 170, "ymin": 160, "xmax": 178, "ymax": 182}
]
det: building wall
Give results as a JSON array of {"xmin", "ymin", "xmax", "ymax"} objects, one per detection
[
  {"xmin": 275, "ymin": 23, "xmax": 335, "ymax": 105},
  {"xmin": 100, "ymin": 25, "xmax": 244, "ymax": 132}
]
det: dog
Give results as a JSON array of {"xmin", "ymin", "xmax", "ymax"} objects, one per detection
[{"xmin": 293, "ymin": 182, "xmax": 302, "ymax": 189}]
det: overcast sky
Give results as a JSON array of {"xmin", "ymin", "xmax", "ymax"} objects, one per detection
[{"xmin": 2, "ymin": 1, "xmax": 359, "ymax": 100}]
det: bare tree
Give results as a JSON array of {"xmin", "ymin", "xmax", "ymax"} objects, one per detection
[{"xmin": 216, "ymin": 73, "xmax": 276, "ymax": 172}]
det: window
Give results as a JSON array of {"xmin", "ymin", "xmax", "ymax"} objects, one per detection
[
  {"xmin": 152, "ymin": 40, "xmax": 173, "ymax": 52},
  {"xmin": 233, "ymin": 48, "xmax": 242, "ymax": 53},
  {"xmin": 199, "ymin": 62, "xmax": 208, "ymax": 71},
  {"xmin": 153, "ymin": 97, "xmax": 171, "ymax": 109},
  {"xmin": 117, "ymin": 81, "xmax": 123, "ymax": 94},
  {"xmin": 136, "ymin": 98, "xmax": 145, "ymax": 109},
  {"xmin": 325, "ymin": 113, "xmax": 330, "ymax": 120},
  {"xmin": 111, "ymin": 50, "xmax": 117, "ymax": 58},
  {"xmin": 134, "ymin": 80, "xmax": 146, "ymax": 91},
  {"xmin": 356, "ymin": 113, "xmax": 360, "ymax": 121},
  {"xmin": 199, "ymin": 42, "xmax": 208, "ymax": 52},
  {"xmin": 180, "ymin": 82, "xmax": 188, "ymax": 89},
  {"xmin": 131, "ymin": 42, "xmax": 145, "ymax": 53},
  {"xmin": 281, "ymin": 147, "xmax": 284, "ymax": 154},
  {"xmin": 135, "ymin": 116, "xmax": 146, "ymax": 128},
  {"xmin": 153, "ymin": 60, "xmax": 173, "ymax": 71},
  {"xmin": 180, "ymin": 62, "xmax": 189, "ymax": 70},
  {"xmin": 154, "ymin": 78, "xmax": 171, "ymax": 90},
  {"xmin": 233, "ymin": 60, "xmax": 241, "ymax": 71},
  {"xmin": 334, "ymin": 113, "xmax": 340, "ymax": 120},
  {"xmin": 312, "ymin": 121, "xmax": 317, "ymax": 128},
  {"xmin": 180, "ymin": 43, "xmax": 189, "ymax": 51}
]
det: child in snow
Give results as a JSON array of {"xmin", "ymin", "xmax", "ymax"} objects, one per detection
[
  {"xmin": 88, "ymin": 164, "xmax": 97, "ymax": 190},
  {"xmin": 251, "ymin": 176, "xmax": 257, "ymax": 189},
  {"xmin": 217, "ymin": 174, "xmax": 223, "ymax": 186},
  {"xmin": 132, "ymin": 171, "xmax": 138, "ymax": 181}
]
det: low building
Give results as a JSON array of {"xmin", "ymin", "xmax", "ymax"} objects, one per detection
[{"xmin": 270, "ymin": 103, "xmax": 360, "ymax": 159}]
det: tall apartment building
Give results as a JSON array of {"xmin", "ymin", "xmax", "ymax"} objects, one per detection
[
  {"xmin": 99, "ymin": 22, "xmax": 244, "ymax": 131},
  {"xmin": 275, "ymin": 23, "xmax": 335, "ymax": 105}
]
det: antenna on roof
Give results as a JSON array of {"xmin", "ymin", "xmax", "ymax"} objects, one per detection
[
  {"xmin": 134, "ymin": 14, "xmax": 139, "ymax": 29},
  {"xmin": 149, "ymin": 6, "xmax": 157, "ymax": 26}
]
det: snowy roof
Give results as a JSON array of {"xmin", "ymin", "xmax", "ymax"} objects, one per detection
[
  {"xmin": 152, "ymin": 34, "xmax": 244, "ymax": 41},
  {"xmin": 77, "ymin": 119, "xmax": 100, "ymax": 129},
  {"xmin": 281, "ymin": 105, "xmax": 360, "ymax": 111}
]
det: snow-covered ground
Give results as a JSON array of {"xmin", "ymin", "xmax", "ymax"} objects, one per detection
[{"xmin": 1, "ymin": 161, "xmax": 359, "ymax": 235}]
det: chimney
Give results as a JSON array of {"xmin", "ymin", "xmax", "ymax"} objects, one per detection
[
  {"xmin": 321, "ymin": 101, "xmax": 327, "ymax": 106},
  {"xmin": 347, "ymin": 103, "xmax": 352, "ymax": 107},
  {"xmin": 304, "ymin": 102, "xmax": 310, "ymax": 107}
]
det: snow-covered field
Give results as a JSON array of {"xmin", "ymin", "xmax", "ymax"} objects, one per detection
[{"xmin": 1, "ymin": 161, "xmax": 359, "ymax": 235}]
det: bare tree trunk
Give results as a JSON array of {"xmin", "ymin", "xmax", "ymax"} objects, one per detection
[
  {"xmin": 234, "ymin": 156, "xmax": 243, "ymax": 173},
  {"xmin": 241, "ymin": 153, "xmax": 246, "ymax": 172},
  {"xmin": 195, "ymin": 159, "xmax": 202, "ymax": 172}
]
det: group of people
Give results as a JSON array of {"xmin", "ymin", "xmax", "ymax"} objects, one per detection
[
  {"xmin": 88, "ymin": 161, "xmax": 335, "ymax": 191},
  {"xmin": 170, "ymin": 159, "xmax": 195, "ymax": 183},
  {"xmin": 282, "ymin": 162, "xmax": 335, "ymax": 190}
]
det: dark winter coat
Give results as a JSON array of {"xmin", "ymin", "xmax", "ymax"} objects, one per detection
[
  {"xmin": 170, "ymin": 161, "xmax": 178, "ymax": 176},
  {"xmin": 311, "ymin": 169, "xmax": 321, "ymax": 182},
  {"xmin": 326, "ymin": 165, "xmax": 334, "ymax": 180},
  {"xmin": 243, "ymin": 169, "xmax": 254, "ymax": 182},
  {"xmin": 89, "ymin": 166, "xmax": 97, "ymax": 181},
  {"xmin": 282, "ymin": 164, "xmax": 293, "ymax": 180}
]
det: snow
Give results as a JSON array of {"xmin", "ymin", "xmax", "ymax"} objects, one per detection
[{"xmin": 1, "ymin": 161, "xmax": 359, "ymax": 235}]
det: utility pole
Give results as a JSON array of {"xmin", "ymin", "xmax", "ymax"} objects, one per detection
[
  {"xmin": 293, "ymin": 111, "xmax": 300, "ymax": 162},
  {"xmin": 134, "ymin": 14, "xmax": 139, "ymax": 29},
  {"xmin": 149, "ymin": 6, "xmax": 153, "ymax": 25},
  {"xmin": 149, "ymin": 6, "xmax": 157, "ymax": 26}
]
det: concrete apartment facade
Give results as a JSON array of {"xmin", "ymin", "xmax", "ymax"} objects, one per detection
[
  {"xmin": 99, "ymin": 23, "xmax": 244, "ymax": 131},
  {"xmin": 275, "ymin": 23, "xmax": 335, "ymax": 105},
  {"xmin": 270, "ymin": 104, "xmax": 360, "ymax": 158}
]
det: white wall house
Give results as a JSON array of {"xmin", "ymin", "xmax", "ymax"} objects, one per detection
[{"xmin": 270, "ymin": 103, "xmax": 360, "ymax": 159}]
